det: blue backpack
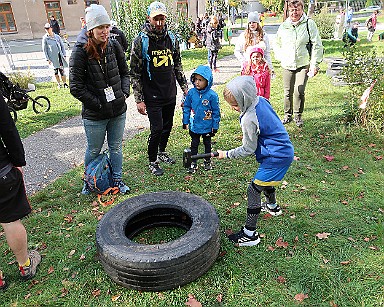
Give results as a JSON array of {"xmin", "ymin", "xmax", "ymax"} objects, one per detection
[
  {"xmin": 83, "ymin": 152, "xmax": 119, "ymax": 206},
  {"xmin": 140, "ymin": 30, "xmax": 177, "ymax": 80}
]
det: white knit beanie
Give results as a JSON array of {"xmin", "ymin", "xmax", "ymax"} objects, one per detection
[
  {"xmin": 248, "ymin": 11, "xmax": 260, "ymax": 23},
  {"xmin": 85, "ymin": 4, "xmax": 110, "ymax": 31}
]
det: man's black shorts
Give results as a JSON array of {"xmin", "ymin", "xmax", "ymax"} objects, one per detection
[{"xmin": 0, "ymin": 167, "xmax": 31, "ymax": 223}]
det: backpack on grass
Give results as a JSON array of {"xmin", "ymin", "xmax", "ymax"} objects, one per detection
[{"xmin": 83, "ymin": 151, "xmax": 119, "ymax": 206}]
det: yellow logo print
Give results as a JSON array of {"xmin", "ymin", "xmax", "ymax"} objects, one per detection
[{"xmin": 152, "ymin": 49, "xmax": 173, "ymax": 67}]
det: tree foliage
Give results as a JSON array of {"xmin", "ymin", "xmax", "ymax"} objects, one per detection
[
  {"xmin": 110, "ymin": 0, "xmax": 194, "ymax": 51},
  {"xmin": 341, "ymin": 47, "xmax": 384, "ymax": 131}
]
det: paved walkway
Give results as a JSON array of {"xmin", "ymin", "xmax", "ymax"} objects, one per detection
[{"xmin": 22, "ymin": 54, "xmax": 241, "ymax": 195}]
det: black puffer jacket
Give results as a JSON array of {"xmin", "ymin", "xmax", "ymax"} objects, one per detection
[{"xmin": 69, "ymin": 32, "xmax": 130, "ymax": 120}]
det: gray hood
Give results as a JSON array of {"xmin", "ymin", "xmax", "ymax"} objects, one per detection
[{"xmin": 226, "ymin": 76, "xmax": 258, "ymax": 113}]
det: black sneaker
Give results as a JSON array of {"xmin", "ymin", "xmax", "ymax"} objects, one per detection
[
  {"xmin": 113, "ymin": 179, "xmax": 130, "ymax": 194},
  {"xmin": 281, "ymin": 115, "xmax": 292, "ymax": 124},
  {"xmin": 149, "ymin": 161, "xmax": 164, "ymax": 176},
  {"xmin": 157, "ymin": 152, "xmax": 176, "ymax": 164},
  {"xmin": 227, "ymin": 227, "xmax": 261, "ymax": 246},
  {"xmin": 19, "ymin": 250, "xmax": 41, "ymax": 280},
  {"xmin": 204, "ymin": 160, "xmax": 213, "ymax": 171},
  {"xmin": 188, "ymin": 162, "xmax": 198, "ymax": 174},
  {"xmin": 261, "ymin": 202, "xmax": 282, "ymax": 216}
]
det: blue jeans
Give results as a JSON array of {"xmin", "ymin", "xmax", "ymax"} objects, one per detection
[{"xmin": 83, "ymin": 112, "xmax": 126, "ymax": 180}]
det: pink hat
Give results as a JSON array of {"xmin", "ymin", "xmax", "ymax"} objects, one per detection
[{"xmin": 249, "ymin": 46, "xmax": 264, "ymax": 57}]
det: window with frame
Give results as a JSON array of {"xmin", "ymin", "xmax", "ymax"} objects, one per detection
[
  {"xmin": 0, "ymin": 3, "xmax": 17, "ymax": 33},
  {"xmin": 44, "ymin": 1, "xmax": 65, "ymax": 29},
  {"xmin": 85, "ymin": 0, "xmax": 99, "ymax": 7},
  {"xmin": 176, "ymin": 1, "xmax": 188, "ymax": 16}
]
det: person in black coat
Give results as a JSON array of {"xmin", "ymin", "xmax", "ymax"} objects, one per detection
[
  {"xmin": 109, "ymin": 21, "xmax": 128, "ymax": 52},
  {"xmin": 69, "ymin": 4, "xmax": 130, "ymax": 195},
  {"xmin": 49, "ymin": 15, "xmax": 60, "ymax": 35},
  {"xmin": 0, "ymin": 94, "xmax": 41, "ymax": 290}
]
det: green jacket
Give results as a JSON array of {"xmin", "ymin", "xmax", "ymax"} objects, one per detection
[{"xmin": 274, "ymin": 15, "xmax": 323, "ymax": 70}]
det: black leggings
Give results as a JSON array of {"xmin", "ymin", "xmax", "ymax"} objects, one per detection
[{"xmin": 146, "ymin": 101, "xmax": 176, "ymax": 162}]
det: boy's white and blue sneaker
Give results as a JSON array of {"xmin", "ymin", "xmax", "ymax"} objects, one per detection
[
  {"xmin": 227, "ymin": 227, "xmax": 261, "ymax": 247},
  {"xmin": 261, "ymin": 202, "xmax": 282, "ymax": 216}
]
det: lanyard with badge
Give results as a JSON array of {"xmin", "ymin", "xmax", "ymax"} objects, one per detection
[{"xmin": 98, "ymin": 55, "xmax": 115, "ymax": 103}]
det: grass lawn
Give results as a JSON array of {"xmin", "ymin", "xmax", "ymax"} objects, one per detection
[{"xmin": 1, "ymin": 41, "xmax": 383, "ymax": 306}]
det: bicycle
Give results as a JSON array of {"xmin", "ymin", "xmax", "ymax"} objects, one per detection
[{"xmin": 0, "ymin": 72, "xmax": 51, "ymax": 122}]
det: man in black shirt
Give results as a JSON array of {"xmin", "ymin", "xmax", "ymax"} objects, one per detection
[{"xmin": 129, "ymin": 1, "xmax": 188, "ymax": 176}]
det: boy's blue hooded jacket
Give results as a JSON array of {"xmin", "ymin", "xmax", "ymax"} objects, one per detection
[{"xmin": 182, "ymin": 65, "xmax": 220, "ymax": 134}]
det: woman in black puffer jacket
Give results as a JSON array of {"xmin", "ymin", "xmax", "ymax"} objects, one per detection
[{"xmin": 69, "ymin": 4, "xmax": 130, "ymax": 194}]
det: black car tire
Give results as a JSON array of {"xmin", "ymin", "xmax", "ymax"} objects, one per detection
[{"xmin": 96, "ymin": 191, "xmax": 220, "ymax": 292}]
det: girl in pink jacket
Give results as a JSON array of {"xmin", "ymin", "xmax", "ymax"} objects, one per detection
[{"xmin": 241, "ymin": 46, "xmax": 271, "ymax": 100}]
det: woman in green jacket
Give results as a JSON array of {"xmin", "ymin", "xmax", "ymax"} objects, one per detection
[{"xmin": 274, "ymin": 0, "xmax": 323, "ymax": 127}]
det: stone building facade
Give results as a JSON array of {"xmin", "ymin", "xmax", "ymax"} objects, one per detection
[{"xmin": 0, "ymin": 0, "xmax": 205, "ymax": 40}]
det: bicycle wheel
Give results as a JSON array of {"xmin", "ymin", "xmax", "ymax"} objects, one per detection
[
  {"xmin": 8, "ymin": 106, "xmax": 17, "ymax": 122},
  {"xmin": 32, "ymin": 96, "xmax": 51, "ymax": 113}
]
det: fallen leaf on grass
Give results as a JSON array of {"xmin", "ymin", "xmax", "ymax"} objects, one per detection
[
  {"xmin": 294, "ymin": 156, "xmax": 300, "ymax": 161},
  {"xmin": 92, "ymin": 289, "xmax": 101, "ymax": 297},
  {"xmin": 60, "ymin": 288, "xmax": 69, "ymax": 297},
  {"xmin": 324, "ymin": 155, "xmax": 335, "ymax": 162},
  {"xmin": 374, "ymin": 155, "xmax": 382, "ymax": 160},
  {"xmin": 340, "ymin": 260, "xmax": 351, "ymax": 265},
  {"xmin": 47, "ymin": 266, "xmax": 54, "ymax": 274},
  {"xmin": 111, "ymin": 294, "xmax": 121, "ymax": 301},
  {"xmin": 79, "ymin": 254, "xmax": 86, "ymax": 260},
  {"xmin": 68, "ymin": 250, "xmax": 75, "ymax": 258},
  {"xmin": 294, "ymin": 293, "xmax": 308, "ymax": 302},
  {"xmin": 329, "ymin": 300, "xmax": 338, "ymax": 307},
  {"xmin": 230, "ymin": 202, "xmax": 240, "ymax": 208},
  {"xmin": 24, "ymin": 293, "xmax": 31, "ymax": 299},
  {"xmin": 276, "ymin": 276, "xmax": 286, "ymax": 283},
  {"xmin": 267, "ymin": 246, "xmax": 275, "ymax": 251},
  {"xmin": 342, "ymin": 165, "xmax": 349, "ymax": 170},
  {"xmin": 316, "ymin": 232, "xmax": 331, "ymax": 239},
  {"xmin": 263, "ymin": 213, "xmax": 273, "ymax": 219},
  {"xmin": 323, "ymin": 258, "xmax": 330, "ymax": 264},
  {"xmin": 217, "ymin": 294, "xmax": 223, "ymax": 302},
  {"xmin": 368, "ymin": 246, "xmax": 379, "ymax": 250},
  {"xmin": 368, "ymin": 143, "xmax": 376, "ymax": 147},
  {"xmin": 309, "ymin": 212, "xmax": 317, "ymax": 217},
  {"xmin": 185, "ymin": 294, "xmax": 202, "ymax": 307},
  {"xmin": 275, "ymin": 237, "xmax": 289, "ymax": 248}
]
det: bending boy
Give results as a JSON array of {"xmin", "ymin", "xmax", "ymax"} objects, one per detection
[{"xmin": 217, "ymin": 76, "xmax": 294, "ymax": 246}]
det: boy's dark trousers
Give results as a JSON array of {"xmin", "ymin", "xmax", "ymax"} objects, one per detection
[{"xmin": 189, "ymin": 130, "xmax": 212, "ymax": 162}]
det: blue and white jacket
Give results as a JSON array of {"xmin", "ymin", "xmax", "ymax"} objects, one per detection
[
  {"xmin": 226, "ymin": 76, "xmax": 294, "ymax": 167},
  {"xmin": 182, "ymin": 65, "xmax": 220, "ymax": 134}
]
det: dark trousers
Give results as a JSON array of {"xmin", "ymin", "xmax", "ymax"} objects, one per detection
[
  {"xmin": 209, "ymin": 50, "xmax": 218, "ymax": 70},
  {"xmin": 146, "ymin": 100, "xmax": 176, "ymax": 162},
  {"xmin": 189, "ymin": 130, "xmax": 212, "ymax": 162}
]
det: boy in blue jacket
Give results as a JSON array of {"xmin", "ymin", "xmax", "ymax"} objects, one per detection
[
  {"xmin": 183, "ymin": 65, "xmax": 220, "ymax": 173},
  {"xmin": 217, "ymin": 76, "xmax": 294, "ymax": 246}
]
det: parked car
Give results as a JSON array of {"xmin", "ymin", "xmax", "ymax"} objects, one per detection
[{"xmin": 359, "ymin": 5, "xmax": 381, "ymax": 12}]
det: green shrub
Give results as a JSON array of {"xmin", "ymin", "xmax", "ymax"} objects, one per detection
[
  {"xmin": 312, "ymin": 8, "xmax": 334, "ymax": 39},
  {"xmin": 8, "ymin": 70, "xmax": 35, "ymax": 89},
  {"xmin": 341, "ymin": 47, "xmax": 384, "ymax": 131}
]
